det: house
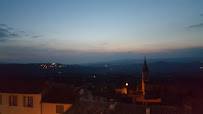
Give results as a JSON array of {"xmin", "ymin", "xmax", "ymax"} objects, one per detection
[
  {"xmin": 41, "ymin": 87, "xmax": 75, "ymax": 114},
  {"xmin": 0, "ymin": 80, "xmax": 76, "ymax": 114},
  {"xmin": 0, "ymin": 81, "xmax": 43, "ymax": 114}
]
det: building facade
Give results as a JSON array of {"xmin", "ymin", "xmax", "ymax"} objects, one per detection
[
  {"xmin": 0, "ymin": 81, "xmax": 75, "ymax": 114},
  {"xmin": 41, "ymin": 103, "xmax": 72, "ymax": 114},
  {"xmin": 0, "ymin": 93, "xmax": 41, "ymax": 114}
]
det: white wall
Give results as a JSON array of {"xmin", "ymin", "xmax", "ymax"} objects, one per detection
[
  {"xmin": 0, "ymin": 93, "xmax": 41, "ymax": 114},
  {"xmin": 42, "ymin": 103, "xmax": 72, "ymax": 114}
]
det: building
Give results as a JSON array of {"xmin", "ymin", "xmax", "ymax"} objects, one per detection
[
  {"xmin": 0, "ymin": 93, "xmax": 42, "ymax": 114},
  {"xmin": 64, "ymin": 101, "xmax": 191, "ymax": 114},
  {"xmin": 0, "ymin": 81, "xmax": 43, "ymax": 114},
  {"xmin": 113, "ymin": 57, "xmax": 161, "ymax": 103},
  {"xmin": 41, "ymin": 87, "xmax": 75, "ymax": 114},
  {"xmin": 0, "ymin": 81, "xmax": 76, "ymax": 114},
  {"xmin": 142, "ymin": 57, "xmax": 150, "ymax": 95},
  {"xmin": 140, "ymin": 57, "xmax": 162, "ymax": 103}
]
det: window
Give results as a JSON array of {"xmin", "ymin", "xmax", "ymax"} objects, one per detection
[
  {"xmin": 23, "ymin": 96, "xmax": 33, "ymax": 107},
  {"xmin": 9, "ymin": 95, "xmax": 18, "ymax": 106},
  {"xmin": 56, "ymin": 105, "xmax": 64, "ymax": 113},
  {"xmin": 0, "ymin": 94, "xmax": 2, "ymax": 105}
]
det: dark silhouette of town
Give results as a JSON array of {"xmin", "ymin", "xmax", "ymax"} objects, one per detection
[{"xmin": 0, "ymin": 57, "xmax": 203, "ymax": 114}]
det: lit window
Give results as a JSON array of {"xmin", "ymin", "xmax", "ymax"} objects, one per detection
[
  {"xmin": 0, "ymin": 94, "xmax": 2, "ymax": 105},
  {"xmin": 9, "ymin": 95, "xmax": 18, "ymax": 106},
  {"xmin": 23, "ymin": 96, "xmax": 33, "ymax": 108},
  {"xmin": 56, "ymin": 105, "xmax": 64, "ymax": 113}
]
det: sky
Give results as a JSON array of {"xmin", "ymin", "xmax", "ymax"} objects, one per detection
[{"xmin": 0, "ymin": 0, "xmax": 203, "ymax": 64}]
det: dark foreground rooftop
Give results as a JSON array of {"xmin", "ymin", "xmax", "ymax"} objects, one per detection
[
  {"xmin": 64, "ymin": 101, "xmax": 191, "ymax": 114},
  {"xmin": 41, "ymin": 87, "xmax": 76, "ymax": 104},
  {"xmin": 0, "ymin": 81, "xmax": 44, "ymax": 94}
]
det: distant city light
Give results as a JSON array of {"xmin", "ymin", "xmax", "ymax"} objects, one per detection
[
  {"xmin": 94, "ymin": 76, "xmax": 96, "ymax": 78},
  {"xmin": 52, "ymin": 63, "xmax": 56, "ymax": 66},
  {"xmin": 40, "ymin": 63, "xmax": 66, "ymax": 69},
  {"xmin": 43, "ymin": 65, "xmax": 47, "ymax": 69},
  {"xmin": 200, "ymin": 67, "xmax": 203, "ymax": 69},
  {"xmin": 125, "ymin": 82, "xmax": 128, "ymax": 87},
  {"xmin": 105, "ymin": 65, "xmax": 108, "ymax": 67}
]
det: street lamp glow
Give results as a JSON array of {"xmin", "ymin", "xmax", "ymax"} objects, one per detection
[{"xmin": 125, "ymin": 83, "xmax": 128, "ymax": 87}]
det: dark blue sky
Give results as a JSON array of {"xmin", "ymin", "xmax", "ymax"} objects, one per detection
[{"xmin": 0, "ymin": 0, "xmax": 203, "ymax": 64}]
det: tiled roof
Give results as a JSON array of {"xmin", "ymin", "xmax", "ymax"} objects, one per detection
[
  {"xmin": 41, "ymin": 87, "xmax": 76, "ymax": 104},
  {"xmin": 64, "ymin": 101, "xmax": 191, "ymax": 114},
  {"xmin": 64, "ymin": 101, "xmax": 146, "ymax": 114},
  {"xmin": 0, "ymin": 80, "xmax": 44, "ymax": 94}
]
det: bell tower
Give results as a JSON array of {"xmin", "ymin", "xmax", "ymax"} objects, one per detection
[{"xmin": 142, "ymin": 57, "xmax": 149, "ymax": 95}]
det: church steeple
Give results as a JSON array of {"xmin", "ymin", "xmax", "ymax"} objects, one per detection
[
  {"xmin": 141, "ymin": 56, "xmax": 150, "ymax": 95},
  {"xmin": 142, "ymin": 56, "xmax": 149, "ymax": 81},
  {"xmin": 142, "ymin": 56, "xmax": 149, "ymax": 72}
]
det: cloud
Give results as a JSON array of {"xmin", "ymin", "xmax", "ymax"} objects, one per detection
[
  {"xmin": 0, "ymin": 24, "xmax": 42, "ymax": 41},
  {"xmin": 188, "ymin": 23, "xmax": 203, "ymax": 28},
  {"xmin": 0, "ymin": 27, "xmax": 21, "ymax": 41},
  {"xmin": 10, "ymin": 33, "xmax": 20, "ymax": 37},
  {"xmin": 187, "ymin": 14, "xmax": 203, "ymax": 29},
  {"xmin": 32, "ymin": 35, "xmax": 40, "ymax": 38},
  {"xmin": 0, "ymin": 24, "xmax": 41, "ymax": 42},
  {"xmin": 0, "ymin": 39, "xmax": 6, "ymax": 42},
  {"xmin": 0, "ymin": 28, "xmax": 11, "ymax": 38},
  {"xmin": 0, "ymin": 24, "xmax": 7, "ymax": 27},
  {"xmin": 20, "ymin": 31, "xmax": 25, "ymax": 33},
  {"xmin": 0, "ymin": 24, "xmax": 22, "ymax": 41}
]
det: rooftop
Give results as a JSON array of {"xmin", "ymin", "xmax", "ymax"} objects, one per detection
[
  {"xmin": 41, "ymin": 87, "xmax": 76, "ymax": 104},
  {"xmin": 0, "ymin": 80, "xmax": 44, "ymax": 94}
]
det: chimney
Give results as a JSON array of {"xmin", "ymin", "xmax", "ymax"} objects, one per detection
[
  {"xmin": 109, "ymin": 99, "xmax": 116, "ymax": 110},
  {"xmin": 146, "ymin": 107, "xmax": 150, "ymax": 114}
]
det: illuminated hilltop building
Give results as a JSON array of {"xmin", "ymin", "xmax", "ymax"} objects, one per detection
[
  {"xmin": 50, "ymin": 63, "xmax": 57, "ymax": 68},
  {"xmin": 40, "ymin": 63, "xmax": 67, "ymax": 69}
]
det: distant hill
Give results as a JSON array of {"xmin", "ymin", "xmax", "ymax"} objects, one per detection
[
  {"xmin": 0, "ymin": 57, "xmax": 202, "ymax": 78},
  {"xmin": 80, "ymin": 57, "xmax": 203, "ymax": 66}
]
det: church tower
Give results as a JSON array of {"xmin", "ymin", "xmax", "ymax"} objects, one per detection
[{"xmin": 142, "ymin": 57, "xmax": 149, "ymax": 95}]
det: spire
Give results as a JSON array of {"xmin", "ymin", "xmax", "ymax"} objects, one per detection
[
  {"xmin": 142, "ymin": 56, "xmax": 149, "ymax": 72},
  {"xmin": 144, "ymin": 56, "xmax": 146, "ymax": 65}
]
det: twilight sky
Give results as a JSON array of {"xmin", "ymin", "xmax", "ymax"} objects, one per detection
[{"xmin": 0, "ymin": 0, "xmax": 203, "ymax": 64}]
